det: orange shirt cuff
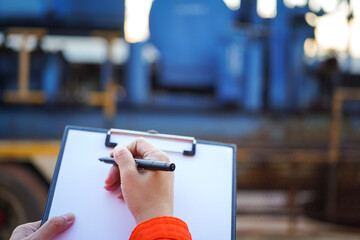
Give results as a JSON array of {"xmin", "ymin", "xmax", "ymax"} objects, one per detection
[{"xmin": 129, "ymin": 216, "xmax": 192, "ymax": 240}]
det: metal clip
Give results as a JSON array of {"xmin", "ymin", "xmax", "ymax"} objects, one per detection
[{"xmin": 105, "ymin": 128, "xmax": 196, "ymax": 156}]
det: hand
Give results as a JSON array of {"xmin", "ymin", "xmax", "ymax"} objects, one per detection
[
  {"xmin": 104, "ymin": 137, "xmax": 174, "ymax": 224},
  {"xmin": 10, "ymin": 213, "xmax": 75, "ymax": 240}
]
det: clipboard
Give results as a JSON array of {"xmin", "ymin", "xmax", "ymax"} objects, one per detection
[{"xmin": 42, "ymin": 126, "xmax": 236, "ymax": 239}]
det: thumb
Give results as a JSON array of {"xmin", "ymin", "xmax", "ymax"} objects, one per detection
[{"xmin": 32, "ymin": 213, "xmax": 75, "ymax": 239}]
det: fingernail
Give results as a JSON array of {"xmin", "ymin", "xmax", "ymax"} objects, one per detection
[{"xmin": 63, "ymin": 213, "xmax": 75, "ymax": 223}]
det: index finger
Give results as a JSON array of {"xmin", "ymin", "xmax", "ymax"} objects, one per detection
[{"xmin": 127, "ymin": 137, "xmax": 169, "ymax": 162}]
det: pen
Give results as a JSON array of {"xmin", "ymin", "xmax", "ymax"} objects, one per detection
[{"xmin": 98, "ymin": 156, "xmax": 176, "ymax": 171}]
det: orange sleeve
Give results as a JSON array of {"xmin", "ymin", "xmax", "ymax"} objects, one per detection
[{"xmin": 129, "ymin": 216, "xmax": 192, "ymax": 240}]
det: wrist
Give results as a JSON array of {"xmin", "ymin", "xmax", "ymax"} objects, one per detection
[{"xmin": 135, "ymin": 207, "xmax": 173, "ymax": 225}]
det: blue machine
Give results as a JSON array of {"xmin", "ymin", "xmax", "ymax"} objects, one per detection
[
  {"xmin": 0, "ymin": 0, "xmax": 316, "ymax": 110},
  {"xmin": 0, "ymin": 0, "xmax": 321, "ymax": 138},
  {"xmin": 130, "ymin": 0, "xmax": 315, "ymax": 111}
]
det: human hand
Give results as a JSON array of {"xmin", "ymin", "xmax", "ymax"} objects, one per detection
[
  {"xmin": 104, "ymin": 138, "xmax": 174, "ymax": 224},
  {"xmin": 10, "ymin": 213, "xmax": 75, "ymax": 240}
]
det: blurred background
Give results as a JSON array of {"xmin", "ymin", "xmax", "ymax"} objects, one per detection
[{"xmin": 0, "ymin": 0, "xmax": 360, "ymax": 239}]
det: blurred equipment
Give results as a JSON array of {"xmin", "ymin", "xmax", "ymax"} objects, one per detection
[
  {"xmin": 0, "ymin": 0, "xmax": 125, "ymax": 31},
  {"xmin": 3, "ymin": 28, "xmax": 47, "ymax": 104},
  {"xmin": 0, "ymin": 0, "xmax": 360, "ymax": 239},
  {"xmin": 0, "ymin": 0, "xmax": 317, "ymax": 111}
]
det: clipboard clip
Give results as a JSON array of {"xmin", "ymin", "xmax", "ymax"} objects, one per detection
[{"xmin": 105, "ymin": 128, "xmax": 196, "ymax": 156}]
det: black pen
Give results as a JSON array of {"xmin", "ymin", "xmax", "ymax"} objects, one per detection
[{"xmin": 98, "ymin": 156, "xmax": 176, "ymax": 171}]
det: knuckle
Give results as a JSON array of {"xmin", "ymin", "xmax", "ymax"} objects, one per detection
[
  {"xmin": 145, "ymin": 149, "xmax": 158, "ymax": 158},
  {"xmin": 137, "ymin": 137, "xmax": 146, "ymax": 145},
  {"xmin": 156, "ymin": 150, "xmax": 169, "ymax": 162},
  {"xmin": 147, "ymin": 149, "xmax": 170, "ymax": 162},
  {"xmin": 115, "ymin": 146, "xmax": 128, "ymax": 157}
]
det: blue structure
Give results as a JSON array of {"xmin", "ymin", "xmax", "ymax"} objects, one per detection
[
  {"xmin": 147, "ymin": 0, "xmax": 314, "ymax": 111},
  {"xmin": 0, "ymin": 0, "xmax": 322, "ymax": 138},
  {"xmin": 0, "ymin": 0, "xmax": 125, "ymax": 31},
  {"xmin": 127, "ymin": 42, "xmax": 150, "ymax": 105},
  {"xmin": 149, "ymin": 0, "xmax": 232, "ymax": 89}
]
